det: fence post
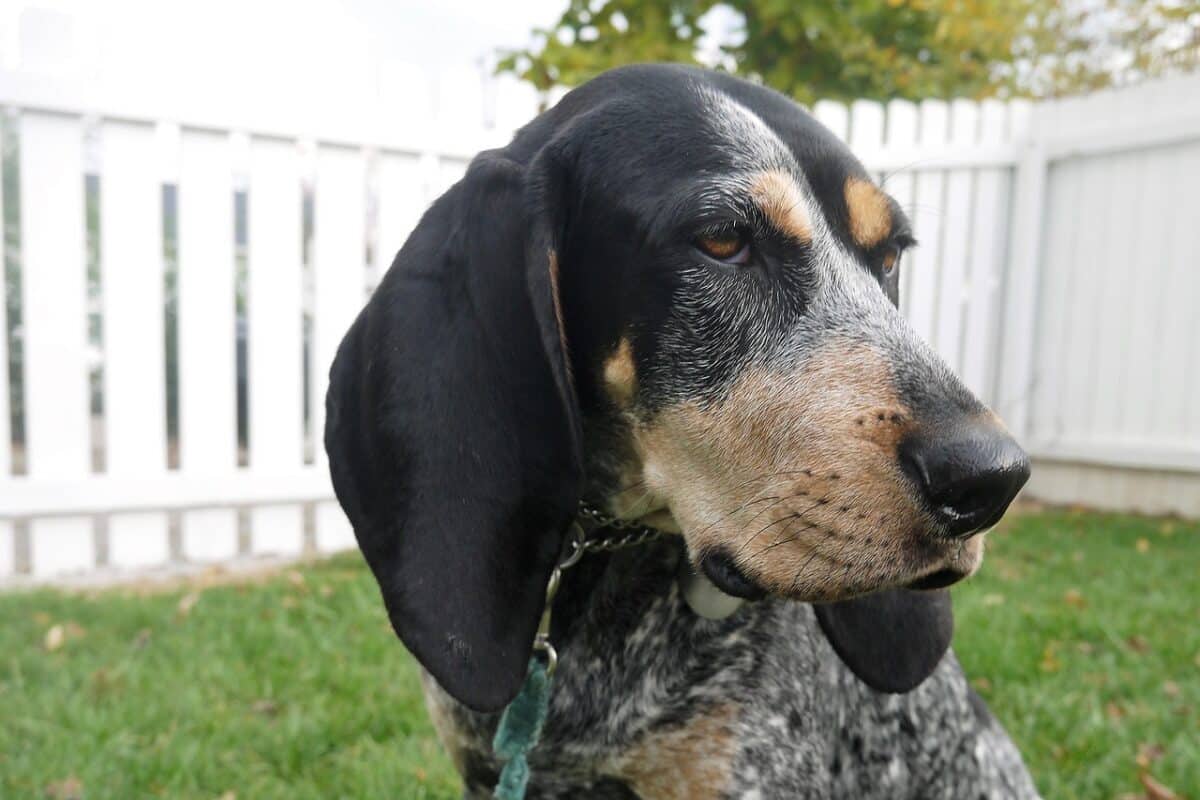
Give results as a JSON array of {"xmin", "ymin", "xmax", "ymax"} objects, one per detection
[
  {"xmin": 20, "ymin": 111, "xmax": 95, "ymax": 576},
  {"xmin": 995, "ymin": 105, "xmax": 1047, "ymax": 439}
]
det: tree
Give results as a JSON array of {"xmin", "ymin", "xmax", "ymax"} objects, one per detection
[{"xmin": 497, "ymin": 0, "xmax": 1200, "ymax": 103}]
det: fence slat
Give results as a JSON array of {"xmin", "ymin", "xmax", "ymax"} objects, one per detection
[
  {"xmin": 376, "ymin": 151, "xmax": 425, "ymax": 273},
  {"xmin": 100, "ymin": 119, "xmax": 170, "ymax": 569},
  {"xmin": 1151, "ymin": 143, "xmax": 1200, "ymax": 439},
  {"xmin": 311, "ymin": 143, "xmax": 365, "ymax": 552},
  {"xmin": 906, "ymin": 100, "xmax": 948, "ymax": 345},
  {"xmin": 994, "ymin": 99, "xmax": 1043, "ymax": 437},
  {"xmin": 0, "ymin": 123, "xmax": 10, "ymax": 575},
  {"xmin": 177, "ymin": 127, "xmax": 238, "ymax": 562},
  {"xmin": 882, "ymin": 100, "xmax": 919, "ymax": 319},
  {"xmin": 247, "ymin": 136, "xmax": 304, "ymax": 556},
  {"xmin": 20, "ymin": 111, "xmax": 94, "ymax": 576},
  {"xmin": 933, "ymin": 100, "xmax": 978, "ymax": 372},
  {"xmin": 960, "ymin": 100, "xmax": 1010, "ymax": 403},
  {"xmin": 813, "ymin": 100, "xmax": 849, "ymax": 142},
  {"xmin": 1060, "ymin": 153, "xmax": 1121, "ymax": 443},
  {"xmin": 849, "ymin": 100, "xmax": 884, "ymax": 152},
  {"xmin": 1030, "ymin": 159, "xmax": 1080, "ymax": 442}
]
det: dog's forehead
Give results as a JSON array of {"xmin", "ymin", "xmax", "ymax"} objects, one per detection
[{"xmin": 688, "ymin": 82, "xmax": 907, "ymax": 248}]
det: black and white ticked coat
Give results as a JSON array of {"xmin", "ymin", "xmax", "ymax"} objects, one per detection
[{"xmin": 423, "ymin": 538, "xmax": 1040, "ymax": 799}]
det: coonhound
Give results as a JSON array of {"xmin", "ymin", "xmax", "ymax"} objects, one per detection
[{"xmin": 325, "ymin": 63, "xmax": 1039, "ymax": 799}]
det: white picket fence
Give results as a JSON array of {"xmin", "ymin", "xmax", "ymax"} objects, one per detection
[{"xmin": 1, "ymin": 68, "xmax": 1199, "ymax": 583}]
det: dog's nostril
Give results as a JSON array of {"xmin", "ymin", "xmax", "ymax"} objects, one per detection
[{"xmin": 900, "ymin": 423, "xmax": 1031, "ymax": 538}]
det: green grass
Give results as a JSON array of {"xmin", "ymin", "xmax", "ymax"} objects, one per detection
[{"xmin": 1, "ymin": 509, "xmax": 1196, "ymax": 799}]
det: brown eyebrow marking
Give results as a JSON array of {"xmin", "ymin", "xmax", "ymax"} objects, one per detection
[
  {"xmin": 603, "ymin": 337, "xmax": 637, "ymax": 408},
  {"xmin": 843, "ymin": 176, "xmax": 893, "ymax": 248},
  {"xmin": 750, "ymin": 170, "xmax": 811, "ymax": 243}
]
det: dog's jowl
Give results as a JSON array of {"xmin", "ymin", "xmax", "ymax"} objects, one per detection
[{"xmin": 326, "ymin": 64, "xmax": 1039, "ymax": 799}]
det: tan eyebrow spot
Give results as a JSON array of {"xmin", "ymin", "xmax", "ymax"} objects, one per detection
[
  {"xmin": 749, "ymin": 170, "xmax": 811, "ymax": 243},
  {"xmin": 603, "ymin": 337, "xmax": 637, "ymax": 407},
  {"xmin": 844, "ymin": 176, "xmax": 893, "ymax": 248}
]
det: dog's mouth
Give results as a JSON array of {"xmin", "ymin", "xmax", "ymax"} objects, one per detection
[
  {"xmin": 700, "ymin": 550, "xmax": 769, "ymax": 600},
  {"xmin": 691, "ymin": 522, "xmax": 985, "ymax": 603},
  {"xmin": 904, "ymin": 566, "xmax": 970, "ymax": 591}
]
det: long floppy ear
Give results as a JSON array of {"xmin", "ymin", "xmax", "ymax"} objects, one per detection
[
  {"xmin": 814, "ymin": 586, "xmax": 953, "ymax": 693},
  {"xmin": 324, "ymin": 151, "xmax": 582, "ymax": 712}
]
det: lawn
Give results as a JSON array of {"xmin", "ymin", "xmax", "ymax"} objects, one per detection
[{"xmin": 1, "ymin": 508, "xmax": 1196, "ymax": 799}]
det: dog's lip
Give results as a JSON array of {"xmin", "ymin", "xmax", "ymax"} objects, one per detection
[
  {"xmin": 699, "ymin": 550, "xmax": 769, "ymax": 600},
  {"xmin": 904, "ymin": 567, "xmax": 969, "ymax": 591}
]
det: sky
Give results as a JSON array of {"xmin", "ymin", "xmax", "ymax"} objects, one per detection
[
  {"xmin": 2, "ymin": 0, "xmax": 568, "ymax": 74},
  {"xmin": 0, "ymin": 0, "xmax": 575, "ymax": 135}
]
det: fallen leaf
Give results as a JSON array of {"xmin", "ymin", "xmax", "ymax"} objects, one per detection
[
  {"xmin": 319, "ymin": 585, "xmax": 334, "ymax": 598},
  {"xmin": 44, "ymin": 625, "xmax": 66, "ymax": 652},
  {"xmin": 251, "ymin": 699, "xmax": 279, "ymax": 717},
  {"xmin": 1162, "ymin": 681, "xmax": 1180, "ymax": 698},
  {"xmin": 1127, "ymin": 635, "xmax": 1150, "ymax": 653},
  {"xmin": 1136, "ymin": 538, "xmax": 1150, "ymax": 553},
  {"xmin": 286, "ymin": 570, "xmax": 306, "ymax": 590},
  {"xmin": 1136, "ymin": 742, "xmax": 1166, "ymax": 768},
  {"xmin": 1039, "ymin": 643, "xmax": 1061, "ymax": 673},
  {"xmin": 177, "ymin": 592, "xmax": 200, "ymax": 618},
  {"xmin": 90, "ymin": 666, "xmax": 122, "ymax": 696},
  {"xmin": 1159, "ymin": 521, "xmax": 1175, "ymax": 536},
  {"xmin": 1076, "ymin": 641, "xmax": 1095, "ymax": 655},
  {"xmin": 1063, "ymin": 588, "xmax": 1086, "ymax": 608},
  {"xmin": 281, "ymin": 595, "xmax": 298, "ymax": 609},
  {"xmin": 1139, "ymin": 772, "xmax": 1178, "ymax": 800},
  {"xmin": 971, "ymin": 677, "xmax": 992, "ymax": 692},
  {"xmin": 44, "ymin": 776, "xmax": 84, "ymax": 800},
  {"xmin": 32, "ymin": 611, "xmax": 51, "ymax": 625},
  {"xmin": 982, "ymin": 593, "xmax": 1005, "ymax": 606},
  {"xmin": 1106, "ymin": 702, "xmax": 1126, "ymax": 721},
  {"xmin": 216, "ymin": 792, "xmax": 236, "ymax": 800}
]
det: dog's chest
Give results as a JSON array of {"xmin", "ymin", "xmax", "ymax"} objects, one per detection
[
  {"xmin": 418, "ymin": 550, "xmax": 833, "ymax": 798},
  {"xmin": 417, "ymin": 544, "xmax": 1033, "ymax": 799}
]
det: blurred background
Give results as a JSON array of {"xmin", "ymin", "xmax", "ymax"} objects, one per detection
[{"xmin": 0, "ymin": 2, "xmax": 1197, "ymax": 798}]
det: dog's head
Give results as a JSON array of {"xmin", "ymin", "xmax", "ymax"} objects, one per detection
[{"xmin": 326, "ymin": 65, "xmax": 1029, "ymax": 711}]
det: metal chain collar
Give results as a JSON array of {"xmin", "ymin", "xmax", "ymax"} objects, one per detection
[
  {"xmin": 575, "ymin": 500, "xmax": 665, "ymax": 552},
  {"xmin": 531, "ymin": 501, "xmax": 665, "ymax": 675}
]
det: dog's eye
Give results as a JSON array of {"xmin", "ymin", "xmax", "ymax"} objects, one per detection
[
  {"xmin": 882, "ymin": 246, "xmax": 901, "ymax": 274},
  {"xmin": 697, "ymin": 232, "xmax": 751, "ymax": 265}
]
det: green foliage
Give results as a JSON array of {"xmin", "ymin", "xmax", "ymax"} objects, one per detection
[
  {"xmin": 498, "ymin": 0, "xmax": 1200, "ymax": 103},
  {"xmin": 1021, "ymin": 0, "xmax": 1200, "ymax": 97}
]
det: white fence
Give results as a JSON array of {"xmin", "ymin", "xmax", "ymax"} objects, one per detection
[{"xmin": 1, "ymin": 68, "xmax": 1199, "ymax": 582}]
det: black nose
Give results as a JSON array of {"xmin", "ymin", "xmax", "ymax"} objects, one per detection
[{"xmin": 900, "ymin": 423, "xmax": 1031, "ymax": 538}]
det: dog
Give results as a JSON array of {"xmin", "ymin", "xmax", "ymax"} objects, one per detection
[{"xmin": 325, "ymin": 63, "xmax": 1039, "ymax": 798}]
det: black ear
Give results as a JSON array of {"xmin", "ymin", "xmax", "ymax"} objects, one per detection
[
  {"xmin": 324, "ymin": 151, "xmax": 582, "ymax": 712},
  {"xmin": 813, "ymin": 589, "xmax": 953, "ymax": 693}
]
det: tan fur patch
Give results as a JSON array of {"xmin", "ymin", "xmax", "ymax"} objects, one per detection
[
  {"xmin": 750, "ymin": 170, "xmax": 811, "ymax": 243},
  {"xmin": 603, "ymin": 338, "xmax": 638, "ymax": 407},
  {"xmin": 611, "ymin": 704, "xmax": 739, "ymax": 799},
  {"xmin": 420, "ymin": 671, "xmax": 470, "ymax": 776},
  {"xmin": 844, "ymin": 177, "xmax": 892, "ymax": 249},
  {"xmin": 633, "ymin": 340, "xmax": 983, "ymax": 599},
  {"xmin": 546, "ymin": 250, "xmax": 570, "ymax": 360}
]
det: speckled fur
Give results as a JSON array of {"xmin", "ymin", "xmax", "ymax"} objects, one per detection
[{"xmin": 425, "ymin": 539, "xmax": 1039, "ymax": 799}]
